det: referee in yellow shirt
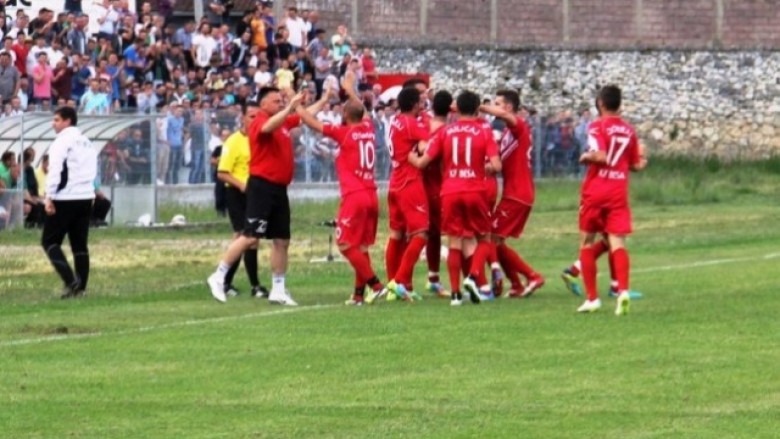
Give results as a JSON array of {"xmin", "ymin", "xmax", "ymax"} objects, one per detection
[{"xmin": 216, "ymin": 102, "xmax": 269, "ymax": 298}]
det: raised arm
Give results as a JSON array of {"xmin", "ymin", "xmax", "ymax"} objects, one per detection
[
  {"xmin": 261, "ymin": 92, "xmax": 305, "ymax": 133},
  {"xmin": 479, "ymin": 104, "xmax": 518, "ymax": 127},
  {"xmin": 304, "ymin": 89, "xmax": 330, "ymax": 115},
  {"xmin": 295, "ymin": 104, "xmax": 324, "ymax": 133}
]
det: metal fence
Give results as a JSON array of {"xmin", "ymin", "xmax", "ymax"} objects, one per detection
[{"xmin": 0, "ymin": 111, "xmax": 583, "ymax": 230}]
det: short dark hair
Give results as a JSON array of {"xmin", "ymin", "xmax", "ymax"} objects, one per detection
[
  {"xmin": 432, "ymin": 90, "xmax": 453, "ymax": 118},
  {"xmin": 402, "ymin": 78, "xmax": 427, "ymax": 89},
  {"xmin": 598, "ymin": 85, "xmax": 622, "ymax": 112},
  {"xmin": 496, "ymin": 89, "xmax": 520, "ymax": 112},
  {"xmin": 1, "ymin": 151, "xmax": 15, "ymax": 165},
  {"xmin": 257, "ymin": 86, "xmax": 280, "ymax": 104},
  {"xmin": 54, "ymin": 106, "xmax": 78, "ymax": 127},
  {"xmin": 397, "ymin": 87, "xmax": 421, "ymax": 113},
  {"xmin": 23, "ymin": 147, "xmax": 35, "ymax": 163},
  {"xmin": 456, "ymin": 90, "xmax": 480, "ymax": 116}
]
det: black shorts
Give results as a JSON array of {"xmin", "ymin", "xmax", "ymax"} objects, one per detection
[
  {"xmin": 225, "ymin": 186, "xmax": 247, "ymax": 233},
  {"xmin": 243, "ymin": 176, "xmax": 291, "ymax": 240}
]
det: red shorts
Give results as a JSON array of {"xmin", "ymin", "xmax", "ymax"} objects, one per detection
[
  {"xmin": 492, "ymin": 198, "xmax": 532, "ymax": 238},
  {"xmin": 485, "ymin": 177, "xmax": 498, "ymax": 209},
  {"xmin": 441, "ymin": 192, "xmax": 491, "ymax": 238},
  {"xmin": 579, "ymin": 202, "xmax": 632, "ymax": 235},
  {"xmin": 337, "ymin": 190, "xmax": 379, "ymax": 247},
  {"xmin": 388, "ymin": 180, "xmax": 429, "ymax": 235}
]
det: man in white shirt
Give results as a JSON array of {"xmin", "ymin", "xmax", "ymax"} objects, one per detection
[
  {"xmin": 191, "ymin": 23, "xmax": 218, "ymax": 69},
  {"xmin": 253, "ymin": 60, "xmax": 272, "ymax": 87},
  {"xmin": 42, "ymin": 106, "xmax": 98, "ymax": 299},
  {"xmin": 283, "ymin": 7, "xmax": 307, "ymax": 50}
]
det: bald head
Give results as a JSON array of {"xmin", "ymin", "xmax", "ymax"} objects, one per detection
[{"xmin": 343, "ymin": 100, "xmax": 365, "ymax": 124}]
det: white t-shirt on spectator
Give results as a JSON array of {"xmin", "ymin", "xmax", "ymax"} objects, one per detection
[
  {"xmin": 192, "ymin": 33, "xmax": 218, "ymax": 68},
  {"xmin": 99, "ymin": 7, "xmax": 119, "ymax": 35},
  {"xmin": 285, "ymin": 17, "xmax": 306, "ymax": 48},
  {"xmin": 49, "ymin": 49, "xmax": 64, "ymax": 68},
  {"xmin": 323, "ymin": 74, "xmax": 340, "ymax": 95},
  {"xmin": 254, "ymin": 71, "xmax": 273, "ymax": 87}
]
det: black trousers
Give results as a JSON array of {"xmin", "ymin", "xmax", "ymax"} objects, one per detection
[{"xmin": 41, "ymin": 199, "xmax": 93, "ymax": 291}]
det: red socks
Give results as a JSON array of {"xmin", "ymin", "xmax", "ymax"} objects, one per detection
[
  {"xmin": 385, "ymin": 237, "xmax": 404, "ymax": 281},
  {"xmin": 394, "ymin": 236, "xmax": 427, "ymax": 285},
  {"xmin": 497, "ymin": 244, "xmax": 536, "ymax": 279},
  {"xmin": 580, "ymin": 246, "xmax": 598, "ymax": 301},
  {"xmin": 342, "ymin": 246, "xmax": 376, "ymax": 287},
  {"xmin": 469, "ymin": 241, "xmax": 491, "ymax": 279},
  {"xmin": 447, "ymin": 248, "xmax": 463, "ymax": 294},
  {"xmin": 611, "ymin": 248, "xmax": 630, "ymax": 292}
]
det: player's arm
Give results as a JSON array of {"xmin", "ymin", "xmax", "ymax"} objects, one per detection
[
  {"xmin": 480, "ymin": 104, "xmax": 518, "ymax": 127},
  {"xmin": 408, "ymin": 150, "xmax": 433, "ymax": 169},
  {"xmin": 261, "ymin": 92, "xmax": 305, "ymax": 133},
  {"xmin": 579, "ymin": 130, "xmax": 607, "ymax": 165},
  {"xmin": 295, "ymin": 104, "xmax": 324, "ymax": 133},
  {"xmin": 485, "ymin": 130, "xmax": 502, "ymax": 174},
  {"xmin": 630, "ymin": 143, "xmax": 648, "ymax": 172},
  {"xmin": 303, "ymin": 89, "xmax": 329, "ymax": 115},
  {"xmin": 340, "ymin": 71, "xmax": 361, "ymax": 104}
]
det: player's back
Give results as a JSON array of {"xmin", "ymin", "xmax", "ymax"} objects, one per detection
[
  {"xmin": 437, "ymin": 119, "xmax": 499, "ymax": 196},
  {"xmin": 389, "ymin": 114, "xmax": 428, "ymax": 191},
  {"xmin": 499, "ymin": 117, "xmax": 534, "ymax": 205},
  {"xmin": 581, "ymin": 116, "xmax": 639, "ymax": 206},
  {"xmin": 324, "ymin": 120, "xmax": 377, "ymax": 196}
]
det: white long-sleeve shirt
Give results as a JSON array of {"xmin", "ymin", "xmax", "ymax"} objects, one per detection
[{"xmin": 46, "ymin": 126, "xmax": 98, "ymax": 201}]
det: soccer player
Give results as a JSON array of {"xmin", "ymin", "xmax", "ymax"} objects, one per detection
[
  {"xmin": 207, "ymin": 87, "xmax": 307, "ymax": 306},
  {"xmin": 42, "ymin": 106, "xmax": 98, "ymax": 299},
  {"xmin": 480, "ymin": 90, "xmax": 545, "ymax": 298},
  {"xmin": 384, "ymin": 87, "xmax": 430, "ymax": 300},
  {"xmin": 576, "ymin": 85, "xmax": 647, "ymax": 315},
  {"xmin": 295, "ymin": 91, "xmax": 387, "ymax": 306},
  {"xmin": 216, "ymin": 102, "xmax": 270, "ymax": 299},
  {"xmin": 423, "ymin": 89, "xmax": 454, "ymax": 298},
  {"xmin": 409, "ymin": 90, "xmax": 502, "ymax": 305},
  {"xmin": 402, "ymin": 78, "xmax": 447, "ymax": 297}
]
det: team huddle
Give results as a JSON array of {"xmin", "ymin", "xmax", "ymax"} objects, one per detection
[{"xmin": 206, "ymin": 77, "xmax": 647, "ymax": 315}]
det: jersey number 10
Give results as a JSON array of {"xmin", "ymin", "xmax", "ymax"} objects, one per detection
[{"xmin": 358, "ymin": 140, "xmax": 376, "ymax": 170}]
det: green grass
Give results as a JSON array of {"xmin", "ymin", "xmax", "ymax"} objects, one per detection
[{"xmin": 1, "ymin": 159, "xmax": 779, "ymax": 438}]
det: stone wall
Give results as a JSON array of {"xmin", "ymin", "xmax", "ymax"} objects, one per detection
[
  {"xmin": 374, "ymin": 48, "xmax": 780, "ymax": 159},
  {"xmin": 293, "ymin": 0, "xmax": 780, "ymax": 49}
]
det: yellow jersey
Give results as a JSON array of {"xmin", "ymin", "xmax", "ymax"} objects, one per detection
[{"xmin": 217, "ymin": 131, "xmax": 250, "ymax": 187}]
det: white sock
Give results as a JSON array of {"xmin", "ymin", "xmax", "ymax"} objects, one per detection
[
  {"xmin": 573, "ymin": 260, "xmax": 582, "ymax": 271},
  {"xmin": 216, "ymin": 261, "xmax": 230, "ymax": 277},
  {"xmin": 611, "ymin": 280, "xmax": 619, "ymax": 289},
  {"xmin": 490, "ymin": 262, "xmax": 501, "ymax": 271},
  {"xmin": 272, "ymin": 274, "xmax": 286, "ymax": 294},
  {"xmin": 479, "ymin": 285, "xmax": 491, "ymax": 293}
]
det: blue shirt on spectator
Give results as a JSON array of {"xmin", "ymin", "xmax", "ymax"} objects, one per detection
[
  {"xmin": 123, "ymin": 45, "xmax": 141, "ymax": 79},
  {"xmin": 167, "ymin": 114, "xmax": 184, "ymax": 148},
  {"xmin": 174, "ymin": 28, "xmax": 193, "ymax": 50},
  {"xmin": 71, "ymin": 66, "xmax": 91, "ymax": 100}
]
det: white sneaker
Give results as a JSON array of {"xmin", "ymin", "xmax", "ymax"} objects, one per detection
[
  {"xmin": 615, "ymin": 292, "xmax": 630, "ymax": 316},
  {"xmin": 268, "ymin": 289, "xmax": 298, "ymax": 306},
  {"xmin": 450, "ymin": 297, "xmax": 463, "ymax": 306},
  {"xmin": 577, "ymin": 298, "xmax": 602, "ymax": 313},
  {"xmin": 207, "ymin": 273, "xmax": 227, "ymax": 303},
  {"xmin": 462, "ymin": 277, "xmax": 482, "ymax": 304}
]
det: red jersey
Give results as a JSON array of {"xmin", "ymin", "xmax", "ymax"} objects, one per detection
[
  {"xmin": 426, "ymin": 119, "xmax": 499, "ymax": 197},
  {"xmin": 581, "ymin": 116, "xmax": 640, "ymax": 206},
  {"xmin": 423, "ymin": 123, "xmax": 444, "ymax": 193},
  {"xmin": 388, "ymin": 113, "xmax": 429, "ymax": 191},
  {"xmin": 322, "ymin": 120, "xmax": 378, "ymax": 197},
  {"xmin": 248, "ymin": 112, "xmax": 301, "ymax": 185},
  {"xmin": 499, "ymin": 117, "xmax": 534, "ymax": 205}
]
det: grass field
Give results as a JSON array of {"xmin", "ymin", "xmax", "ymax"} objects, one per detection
[{"xmin": 1, "ymin": 158, "xmax": 779, "ymax": 438}]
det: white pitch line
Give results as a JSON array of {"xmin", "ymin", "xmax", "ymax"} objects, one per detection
[
  {"xmin": 1, "ymin": 251, "xmax": 778, "ymax": 348},
  {"xmin": 0, "ymin": 304, "xmax": 337, "ymax": 348},
  {"xmin": 632, "ymin": 252, "xmax": 780, "ymax": 275}
]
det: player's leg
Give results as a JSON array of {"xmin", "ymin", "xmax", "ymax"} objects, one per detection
[
  {"xmin": 388, "ymin": 184, "xmax": 429, "ymax": 300},
  {"xmin": 447, "ymin": 236, "xmax": 464, "ymax": 306},
  {"xmin": 577, "ymin": 231, "xmax": 603, "ymax": 312},
  {"xmin": 494, "ymin": 235, "xmax": 523, "ymax": 295},
  {"xmin": 460, "ymin": 192, "xmax": 492, "ymax": 304},
  {"xmin": 385, "ymin": 191, "xmax": 405, "ymax": 282},
  {"xmin": 266, "ymin": 182, "xmax": 296, "ymax": 306},
  {"xmin": 607, "ymin": 205, "xmax": 633, "ymax": 315},
  {"xmin": 425, "ymin": 192, "xmax": 448, "ymax": 297}
]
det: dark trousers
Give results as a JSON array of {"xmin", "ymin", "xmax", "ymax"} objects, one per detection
[{"xmin": 41, "ymin": 199, "xmax": 93, "ymax": 291}]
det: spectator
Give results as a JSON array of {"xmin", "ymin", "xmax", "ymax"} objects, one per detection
[
  {"xmin": 231, "ymin": 30, "xmax": 251, "ymax": 68},
  {"xmin": 66, "ymin": 14, "xmax": 88, "ymax": 56},
  {"xmin": 192, "ymin": 22, "xmax": 217, "ymax": 70},
  {"xmin": 166, "ymin": 103, "xmax": 184, "ymax": 184},
  {"xmin": 205, "ymin": 0, "xmax": 226, "ymax": 28},
  {"xmin": 188, "ymin": 109, "xmax": 208, "ymax": 184},
  {"xmin": 31, "ymin": 51, "xmax": 53, "ymax": 106},
  {"xmin": 0, "ymin": 51, "xmax": 19, "ymax": 105},
  {"xmin": 283, "ymin": 7, "xmax": 306, "ymax": 50},
  {"xmin": 306, "ymin": 11, "xmax": 321, "ymax": 42},
  {"xmin": 79, "ymin": 78, "xmax": 110, "ymax": 115},
  {"xmin": 124, "ymin": 128, "xmax": 150, "ymax": 184},
  {"xmin": 330, "ymin": 25, "xmax": 352, "ymax": 63}
]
